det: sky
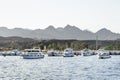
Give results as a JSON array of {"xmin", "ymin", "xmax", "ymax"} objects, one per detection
[{"xmin": 0, "ymin": 0, "xmax": 120, "ymax": 33}]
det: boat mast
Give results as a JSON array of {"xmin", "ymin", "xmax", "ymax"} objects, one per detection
[{"xmin": 96, "ymin": 35, "xmax": 98, "ymax": 50}]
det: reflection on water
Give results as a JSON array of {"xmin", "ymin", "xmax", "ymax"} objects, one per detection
[{"xmin": 0, "ymin": 55, "xmax": 120, "ymax": 80}]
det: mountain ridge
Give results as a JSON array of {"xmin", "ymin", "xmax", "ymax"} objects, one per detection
[{"xmin": 0, "ymin": 25, "xmax": 119, "ymax": 40}]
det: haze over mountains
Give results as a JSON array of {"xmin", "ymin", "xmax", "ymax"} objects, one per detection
[{"xmin": 0, "ymin": 25, "xmax": 119, "ymax": 40}]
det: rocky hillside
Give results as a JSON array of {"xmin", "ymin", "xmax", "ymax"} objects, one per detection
[{"xmin": 0, "ymin": 25, "xmax": 120, "ymax": 40}]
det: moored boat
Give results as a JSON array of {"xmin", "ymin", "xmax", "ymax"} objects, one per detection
[
  {"xmin": 63, "ymin": 48, "xmax": 74, "ymax": 57},
  {"xmin": 81, "ymin": 49, "xmax": 92, "ymax": 56},
  {"xmin": 98, "ymin": 51, "xmax": 111, "ymax": 59},
  {"xmin": 22, "ymin": 48, "xmax": 44, "ymax": 59},
  {"xmin": 1, "ymin": 50, "xmax": 21, "ymax": 56},
  {"xmin": 47, "ymin": 50, "xmax": 62, "ymax": 57}
]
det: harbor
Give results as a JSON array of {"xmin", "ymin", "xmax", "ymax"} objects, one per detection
[
  {"xmin": 0, "ymin": 40, "xmax": 119, "ymax": 80},
  {"xmin": 0, "ymin": 39, "xmax": 119, "ymax": 80},
  {"xmin": 0, "ymin": 0, "xmax": 120, "ymax": 79},
  {"xmin": 0, "ymin": 48, "xmax": 120, "ymax": 58}
]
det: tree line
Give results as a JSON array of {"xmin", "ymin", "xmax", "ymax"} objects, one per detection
[{"xmin": 0, "ymin": 39, "xmax": 120, "ymax": 51}]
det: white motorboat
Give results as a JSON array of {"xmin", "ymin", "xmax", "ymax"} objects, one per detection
[
  {"xmin": 63, "ymin": 48, "xmax": 74, "ymax": 57},
  {"xmin": 22, "ymin": 48, "xmax": 44, "ymax": 59},
  {"xmin": 81, "ymin": 49, "xmax": 92, "ymax": 56},
  {"xmin": 98, "ymin": 51, "xmax": 111, "ymax": 59},
  {"xmin": 47, "ymin": 50, "xmax": 62, "ymax": 57}
]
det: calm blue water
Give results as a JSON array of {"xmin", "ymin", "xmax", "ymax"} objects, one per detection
[{"xmin": 0, "ymin": 55, "xmax": 120, "ymax": 80}]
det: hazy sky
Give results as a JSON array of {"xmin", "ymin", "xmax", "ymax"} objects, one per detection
[{"xmin": 0, "ymin": 0, "xmax": 120, "ymax": 33}]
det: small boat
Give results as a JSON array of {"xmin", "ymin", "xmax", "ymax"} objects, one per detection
[
  {"xmin": 74, "ymin": 51, "xmax": 81, "ymax": 56},
  {"xmin": 47, "ymin": 50, "xmax": 62, "ymax": 57},
  {"xmin": 1, "ymin": 50, "xmax": 21, "ymax": 56},
  {"xmin": 81, "ymin": 49, "xmax": 92, "ymax": 56},
  {"xmin": 22, "ymin": 48, "xmax": 44, "ymax": 59},
  {"xmin": 63, "ymin": 48, "xmax": 74, "ymax": 57},
  {"xmin": 98, "ymin": 52, "xmax": 111, "ymax": 59}
]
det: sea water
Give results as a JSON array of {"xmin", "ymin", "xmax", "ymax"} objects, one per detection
[{"xmin": 0, "ymin": 55, "xmax": 120, "ymax": 80}]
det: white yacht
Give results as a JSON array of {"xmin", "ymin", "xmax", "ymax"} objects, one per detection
[
  {"xmin": 63, "ymin": 48, "xmax": 74, "ymax": 57},
  {"xmin": 22, "ymin": 48, "xmax": 44, "ymax": 59},
  {"xmin": 81, "ymin": 49, "xmax": 92, "ymax": 56},
  {"xmin": 98, "ymin": 51, "xmax": 111, "ymax": 59},
  {"xmin": 47, "ymin": 50, "xmax": 62, "ymax": 57}
]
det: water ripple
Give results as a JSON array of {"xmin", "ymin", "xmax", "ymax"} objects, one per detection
[{"xmin": 0, "ymin": 56, "xmax": 120, "ymax": 80}]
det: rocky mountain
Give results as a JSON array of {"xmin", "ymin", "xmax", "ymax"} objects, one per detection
[{"xmin": 0, "ymin": 25, "xmax": 119, "ymax": 40}]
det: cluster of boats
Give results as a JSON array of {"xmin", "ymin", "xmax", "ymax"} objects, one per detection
[
  {"xmin": 0, "ymin": 48, "xmax": 119, "ymax": 59},
  {"xmin": 0, "ymin": 50, "xmax": 21, "ymax": 56}
]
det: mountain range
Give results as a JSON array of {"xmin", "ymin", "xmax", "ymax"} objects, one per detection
[{"xmin": 0, "ymin": 25, "xmax": 119, "ymax": 40}]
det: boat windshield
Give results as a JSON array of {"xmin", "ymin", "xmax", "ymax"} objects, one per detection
[{"xmin": 24, "ymin": 49, "xmax": 40, "ymax": 52}]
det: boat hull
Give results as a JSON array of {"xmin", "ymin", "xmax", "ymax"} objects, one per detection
[
  {"xmin": 63, "ymin": 53, "xmax": 74, "ymax": 57},
  {"xmin": 81, "ymin": 53, "xmax": 91, "ymax": 56},
  {"xmin": 98, "ymin": 56, "xmax": 111, "ymax": 59},
  {"xmin": 63, "ymin": 55, "xmax": 74, "ymax": 57},
  {"xmin": 23, "ymin": 55, "xmax": 44, "ymax": 59},
  {"xmin": 48, "ymin": 53, "xmax": 62, "ymax": 57}
]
